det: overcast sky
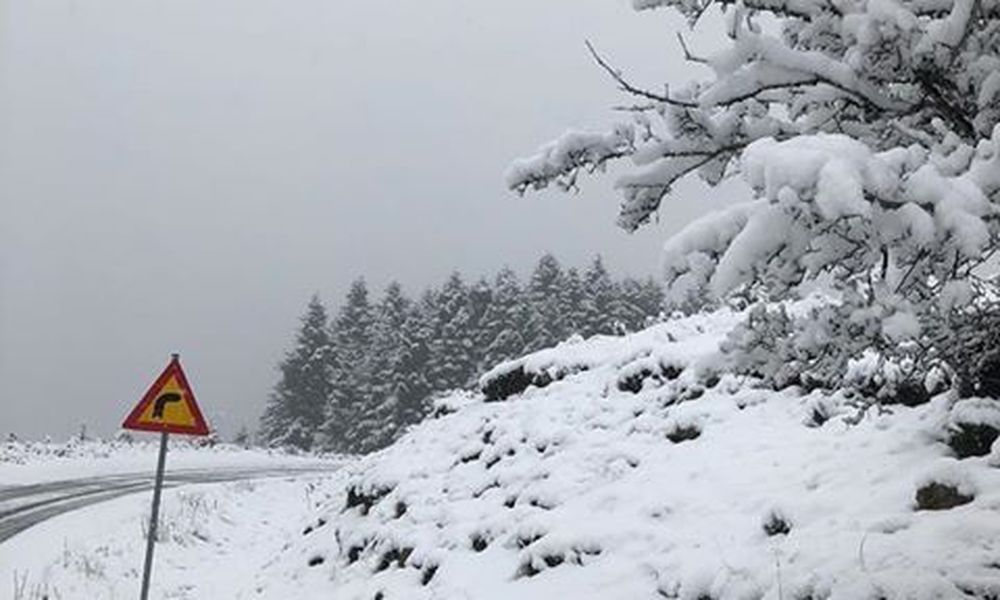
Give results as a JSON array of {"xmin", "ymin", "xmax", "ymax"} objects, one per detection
[{"xmin": 0, "ymin": 0, "xmax": 744, "ymax": 440}]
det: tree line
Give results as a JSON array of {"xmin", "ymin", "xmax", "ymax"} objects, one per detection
[{"xmin": 259, "ymin": 254, "xmax": 663, "ymax": 454}]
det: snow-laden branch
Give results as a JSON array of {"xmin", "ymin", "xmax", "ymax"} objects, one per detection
[
  {"xmin": 703, "ymin": 32, "xmax": 912, "ymax": 112},
  {"xmin": 508, "ymin": 0, "xmax": 999, "ymax": 235},
  {"xmin": 505, "ymin": 126, "xmax": 635, "ymax": 194},
  {"xmin": 661, "ymin": 126, "xmax": 1000, "ymax": 307}
]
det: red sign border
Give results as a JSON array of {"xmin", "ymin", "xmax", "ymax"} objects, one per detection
[{"xmin": 123, "ymin": 356, "xmax": 211, "ymax": 436}]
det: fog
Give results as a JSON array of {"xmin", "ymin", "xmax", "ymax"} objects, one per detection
[{"xmin": 0, "ymin": 0, "xmax": 740, "ymax": 440}]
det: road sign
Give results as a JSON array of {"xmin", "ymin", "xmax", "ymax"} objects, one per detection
[
  {"xmin": 123, "ymin": 354, "xmax": 211, "ymax": 600},
  {"xmin": 123, "ymin": 354, "xmax": 210, "ymax": 435}
]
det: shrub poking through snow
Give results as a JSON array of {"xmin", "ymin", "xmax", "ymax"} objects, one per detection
[
  {"xmin": 618, "ymin": 368, "xmax": 658, "ymax": 394},
  {"xmin": 949, "ymin": 310, "xmax": 1000, "ymax": 399},
  {"xmin": 344, "ymin": 484, "xmax": 394, "ymax": 516},
  {"xmin": 915, "ymin": 482, "xmax": 975, "ymax": 511},
  {"xmin": 949, "ymin": 424, "xmax": 1000, "ymax": 460},
  {"xmin": 666, "ymin": 424, "xmax": 701, "ymax": 444},
  {"xmin": 482, "ymin": 365, "xmax": 547, "ymax": 402},
  {"xmin": 302, "ymin": 518, "xmax": 327, "ymax": 536},
  {"xmin": 420, "ymin": 564, "xmax": 438, "ymax": 585},
  {"xmin": 374, "ymin": 546, "xmax": 413, "ymax": 572},
  {"xmin": 514, "ymin": 532, "xmax": 545, "ymax": 549},
  {"xmin": 307, "ymin": 555, "xmax": 325, "ymax": 567},
  {"xmin": 481, "ymin": 361, "xmax": 589, "ymax": 402},
  {"xmin": 516, "ymin": 544, "xmax": 603, "ymax": 579},
  {"xmin": 879, "ymin": 380, "xmax": 932, "ymax": 408},
  {"xmin": 914, "ymin": 465, "xmax": 977, "ymax": 511},
  {"xmin": 762, "ymin": 510, "xmax": 792, "ymax": 537},
  {"xmin": 346, "ymin": 539, "xmax": 372, "ymax": 565},
  {"xmin": 948, "ymin": 398, "xmax": 1000, "ymax": 458},
  {"xmin": 617, "ymin": 361, "xmax": 685, "ymax": 394},
  {"xmin": 470, "ymin": 532, "xmax": 490, "ymax": 552}
]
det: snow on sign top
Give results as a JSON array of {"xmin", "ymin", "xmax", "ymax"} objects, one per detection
[{"xmin": 122, "ymin": 355, "xmax": 210, "ymax": 436}]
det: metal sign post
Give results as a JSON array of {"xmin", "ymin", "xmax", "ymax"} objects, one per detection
[
  {"xmin": 122, "ymin": 353, "xmax": 211, "ymax": 600},
  {"xmin": 139, "ymin": 431, "xmax": 169, "ymax": 600}
]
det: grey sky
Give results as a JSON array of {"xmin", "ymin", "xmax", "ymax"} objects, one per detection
[{"xmin": 0, "ymin": 0, "xmax": 742, "ymax": 440}]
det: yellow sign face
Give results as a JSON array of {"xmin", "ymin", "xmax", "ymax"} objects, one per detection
[{"xmin": 134, "ymin": 376, "xmax": 198, "ymax": 428}]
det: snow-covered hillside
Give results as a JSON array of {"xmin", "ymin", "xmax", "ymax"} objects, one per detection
[{"xmin": 255, "ymin": 303, "xmax": 1000, "ymax": 600}]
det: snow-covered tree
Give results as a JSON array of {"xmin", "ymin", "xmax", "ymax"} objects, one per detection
[
  {"xmin": 260, "ymin": 295, "xmax": 332, "ymax": 451},
  {"xmin": 232, "ymin": 425, "xmax": 252, "ymax": 449},
  {"xmin": 464, "ymin": 278, "xmax": 495, "ymax": 384},
  {"xmin": 354, "ymin": 281, "xmax": 433, "ymax": 452},
  {"xmin": 509, "ymin": 0, "xmax": 1000, "ymax": 394},
  {"xmin": 319, "ymin": 279, "xmax": 374, "ymax": 453},
  {"xmin": 396, "ymin": 300, "xmax": 434, "ymax": 428},
  {"xmin": 618, "ymin": 277, "xmax": 653, "ymax": 332},
  {"xmin": 477, "ymin": 267, "xmax": 529, "ymax": 373},
  {"xmin": 581, "ymin": 256, "xmax": 620, "ymax": 336},
  {"xmin": 350, "ymin": 282, "xmax": 410, "ymax": 451},
  {"xmin": 428, "ymin": 272, "xmax": 474, "ymax": 391},
  {"xmin": 637, "ymin": 277, "xmax": 666, "ymax": 325},
  {"xmin": 560, "ymin": 267, "xmax": 587, "ymax": 335},
  {"xmin": 525, "ymin": 253, "xmax": 568, "ymax": 349}
]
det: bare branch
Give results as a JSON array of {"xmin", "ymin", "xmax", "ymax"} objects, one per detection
[
  {"xmin": 675, "ymin": 32, "xmax": 709, "ymax": 64},
  {"xmin": 585, "ymin": 40, "xmax": 698, "ymax": 108}
]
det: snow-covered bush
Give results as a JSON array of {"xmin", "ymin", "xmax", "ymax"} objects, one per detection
[
  {"xmin": 937, "ymin": 302, "xmax": 1000, "ymax": 398},
  {"xmin": 509, "ymin": 0, "xmax": 1000, "ymax": 395},
  {"xmin": 721, "ymin": 295, "xmax": 944, "ymax": 399}
]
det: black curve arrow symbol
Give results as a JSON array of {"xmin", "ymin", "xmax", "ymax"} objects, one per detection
[{"xmin": 152, "ymin": 393, "xmax": 182, "ymax": 419}]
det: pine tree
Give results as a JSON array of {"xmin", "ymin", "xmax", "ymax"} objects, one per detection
[
  {"xmin": 581, "ymin": 256, "xmax": 618, "ymax": 337},
  {"xmin": 524, "ymin": 253, "xmax": 566, "ymax": 350},
  {"xmin": 319, "ymin": 279, "xmax": 374, "ymax": 454},
  {"xmin": 477, "ymin": 267, "xmax": 528, "ymax": 373},
  {"xmin": 637, "ymin": 278, "xmax": 665, "ymax": 326},
  {"xmin": 428, "ymin": 272, "xmax": 474, "ymax": 390},
  {"xmin": 259, "ymin": 295, "xmax": 332, "ymax": 451},
  {"xmin": 464, "ymin": 278, "xmax": 494, "ymax": 385},
  {"xmin": 395, "ymin": 300, "xmax": 433, "ymax": 431},
  {"xmin": 353, "ymin": 281, "xmax": 432, "ymax": 452},
  {"xmin": 271, "ymin": 257, "xmax": 667, "ymax": 455},
  {"xmin": 617, "ymin": 277, "xmax": 651, "ymax": 333},
  {"xmin": 232, "ymin": 425, "xmax": 251, "ymax": 448},
  {"xmin": 560, "ymin": 267, "xmax": 586, "ymax": 336}
]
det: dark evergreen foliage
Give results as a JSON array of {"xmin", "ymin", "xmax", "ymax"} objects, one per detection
[
  {"xmin": 319, "ymin": 278, "xmax": 374, "ymax": 453},
  {"xmin": 259, "ymin": 294, "xmax": 332, "ymax": 451},
  {"xmin": 264, "ymin": 256, "xmax": 664, "ymax": 455}
]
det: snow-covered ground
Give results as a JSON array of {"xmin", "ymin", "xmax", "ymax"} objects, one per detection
[
  {"xmin": 0, "ymin": 438, "xmax": 332, "ymax": 485},
  {"xmin": 245, "ymin": 305, "xmax": 1000, "ymax": 600},
  {"xmin": 1, "ymin": 473, "xmax": 346, "ymax": 599},
  {"xmin": 0, "ymin": 437, "xmax": 347, "ymax": 598},
  {"xmin": 7, "ymin": 305, "xmax": 1000, "ymax": 599}
]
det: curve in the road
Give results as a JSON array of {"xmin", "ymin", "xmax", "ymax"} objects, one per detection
[{"xmin": 0, "ymin": 465, "xmax": 338, "ymax": 544}]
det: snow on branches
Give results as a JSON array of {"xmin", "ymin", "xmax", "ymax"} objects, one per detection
[
  {"xmin": 510, "ymin": 0, "xmax": 1000, "ymax": 394},
  {"xmin": 666, "ymin": 128, "xmax": 1000, "ymax": 304},
  {"xmin": 509, "ymin": 0, "xmax": 1000, "ymax": 232}
]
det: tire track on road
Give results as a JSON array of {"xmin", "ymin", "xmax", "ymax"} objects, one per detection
[{"xmin": 0, "ymin": 466, "xmax": 337, "ymax": 544}]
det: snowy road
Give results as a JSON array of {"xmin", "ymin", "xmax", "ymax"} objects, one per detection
[{"xmin": 0, "ymin": 465, "xmax": 337, "ymax": 544}]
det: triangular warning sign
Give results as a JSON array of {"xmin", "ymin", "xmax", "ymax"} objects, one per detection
[{"xmin": 123, "ymin": 355, "xmax": 210, "ymax": 436}]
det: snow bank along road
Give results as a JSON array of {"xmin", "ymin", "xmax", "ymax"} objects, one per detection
[{"xmin": 0, "ymin": 465, "xmax": 337, "ymax": 544}]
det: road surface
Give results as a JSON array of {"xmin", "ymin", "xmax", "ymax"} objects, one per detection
[{"xmin": 0, "ymin": 465, "xmax": 337, "ymax": 543}]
